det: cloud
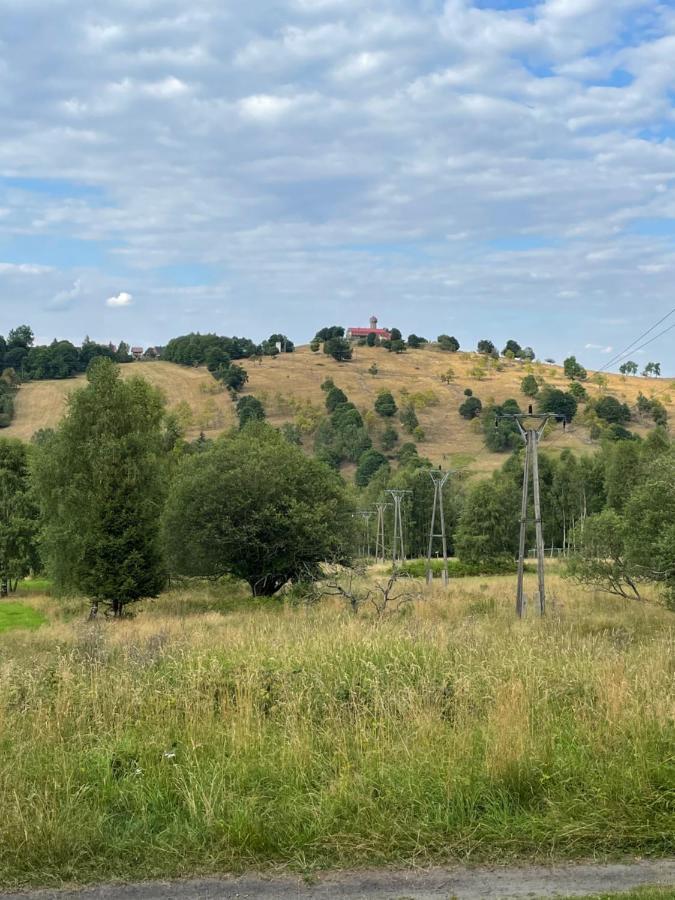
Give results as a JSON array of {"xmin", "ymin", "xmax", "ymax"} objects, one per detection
[
  {"xmin": 0, "ymin": 0, "xmax": 673, "ymax": 373},
  {"xmin": 106, "ymin": 291, "xmax": 133, "ymax": 308},
  {"xmin": 0, "ymin": 262, "xmax": 52, "ymax": 274},
  {"xmin": 585, "ymin": 343, "xmax": 614, "ymax": 353},
  {"xmin": 51, "ymin": 279, "xmax": 84, "ymax": 310}
]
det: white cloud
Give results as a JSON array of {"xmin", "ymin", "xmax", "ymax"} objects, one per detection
[
  {"xmin": 106, "ymin": 291, "xmax": 133, "ymax": 308},
  {"xmin": 0, "ymin": 262, "xmax": 52, "ymax": 274},
  {"xmin": 0, "ymin": 0, "xmax": 674, "ymax": 373},
  {"xmin": 585, "ymin": 343, "xmax": 614, "ymax": 353}
]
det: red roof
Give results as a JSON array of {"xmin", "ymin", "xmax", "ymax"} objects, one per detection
[{"xmin": 348, "ymin": 327, "xmax": 391, "ymax": 336}]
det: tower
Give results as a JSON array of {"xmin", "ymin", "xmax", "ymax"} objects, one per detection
[{"xmin": 369, "ymin": 315, "xmax": 378, "ymax": 330}]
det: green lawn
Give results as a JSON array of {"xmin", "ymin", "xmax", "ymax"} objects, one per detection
[{"xmin": 0, "ymin": 602, "xmax": 47, "ymax": 634}]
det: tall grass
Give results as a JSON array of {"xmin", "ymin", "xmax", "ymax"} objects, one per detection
[{"xmin": 0, "ymin": 574, "xmax": 673, "ymax": 887}]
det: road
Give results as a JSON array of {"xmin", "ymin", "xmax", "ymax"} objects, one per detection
[{"xmin": 2, "ymin": 860, "xmax": 674, "ymax": 899}]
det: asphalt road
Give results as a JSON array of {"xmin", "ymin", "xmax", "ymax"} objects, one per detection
[{"xmin": 2, "ymin": 860, "xmax": 674, "ymax": 900}]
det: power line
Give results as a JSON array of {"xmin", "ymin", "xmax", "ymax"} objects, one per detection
[
  {"xmin": 603, "ymin": 320, "xmax": 675, "ymax": 372},
  {"xmin": 597, "ymin": 306, "xmax": 675, "ymax": 373}
]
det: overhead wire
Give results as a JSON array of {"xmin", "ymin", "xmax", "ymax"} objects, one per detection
[{"xmin": 596, "ymin": 305, "xmax": 675, "ymax": 374}]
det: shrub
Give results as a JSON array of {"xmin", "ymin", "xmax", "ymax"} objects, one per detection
[
  {"xmin": 459, "ymin": 396, "xmax": 482, "ymax": 419},
  {"xmin": 437, "ymin": 334, "xmax": 460, "ymax": 352},
  {"xmin": 521, "ymin": 374, "xmax": 539, "ymax": 397},
  {"xmin": 374, "ymin": 390, "xmax": 397, "ymax": 418},
  {"xmin": 355, "ymin": 449, "xmax": 389, "ymax": 486}
]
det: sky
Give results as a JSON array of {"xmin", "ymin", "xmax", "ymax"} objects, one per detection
[{"xmin": 0, "ymin": 0, "xmax": 674, "ymax": 373}]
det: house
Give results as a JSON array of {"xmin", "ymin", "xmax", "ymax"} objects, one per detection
[
  {"xmin": 131, "ymin": 346, "xmax": 144, "ymax": 360},
  {"xmin": 346, "ymin": 316, "xmax": 391, "ymax": 342}
]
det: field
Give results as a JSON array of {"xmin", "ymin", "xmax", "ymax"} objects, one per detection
[
  {"xmin": 0, "ymin": 570, "xmax": 673, "ymax": 888},
  {"xmin": 3, "ymin": 348, "xmax": 672, "ymax": 474}
]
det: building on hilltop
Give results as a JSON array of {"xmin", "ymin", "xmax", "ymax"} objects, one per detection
[
  {"xmin": 346, "ymin": 315, "xmax": 391, "ymax": 342},
  {"xmin": 131, "ymin": 346, "xmax": 144, "ymax": 360}
]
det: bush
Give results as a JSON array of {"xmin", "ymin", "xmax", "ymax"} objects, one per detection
[
  {"xmin": 563, "ymin": 355, "xmax": 587, "ymax": 381},
  {"xmin": 381, "ymin": 425, "xmax": 398, "ymax": 451},
  {"xmin": 236, "ymin": 396, "xmax": 266, "ymax": 428},
  {"xmin": 374, "ymin": 390, "xmax": 397, "ymax": 418},
  {"xmin": 459, "ymin": 396, "xmax": 482, "ymax": 419},
  {"xmin": 595, "ymin": 395, "xmax": 631, "ymax": 425},
  {"xmin": 355, "ymin": 449, "xmax": 389, "ymax": 486},
  {"xmin": 538, "ymin": 386, "xmax": 578, "ymax": 422},
  {"xmin": 400, "ymin": 557, "xmax": 517, "ymax": 578},
  {"xmin": 521, "ymin": 374, "xmax": 539, "ymax": 397},
  {"xmin": 438, "ymin": 334, "xmax": 460, "ymax": 352},
  {"xmin": 400, "ymin": 405, "xmax": 419, "ymax": 434}
]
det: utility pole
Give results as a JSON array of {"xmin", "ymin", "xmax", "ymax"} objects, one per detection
[
  {"xmin": 374, "ymin": 501, "xmax": 390, "ymax": 564},
  {"xmin": 425, "ymin": 469, "xmax": 451, "ymax": 584},
  {"xmin": 357, "ymin": 509, "xmax": 374, "ymax": 559},
  {"xmin": 386, "ymin": 490, "xmax": 411, "ymax": 567},
  {"xmin": 495, "ymin": 407, "xmax": 566, "ymax": 617}
]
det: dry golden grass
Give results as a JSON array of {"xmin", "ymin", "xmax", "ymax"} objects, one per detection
[
  {"xmin": 4, "ymin": 348, "xmax": 671, "ymax": 473},
  {"xmin": 237, "ymin": 346, "xmax": 672, "ymax": 474},
  {"xmin": 5, "ymin": 361, "xmax": 236, "ymax": 442}
]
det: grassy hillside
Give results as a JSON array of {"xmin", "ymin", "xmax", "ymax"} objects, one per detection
[{"xmin": 3, "ymin": 348, "xmax": 672, "ymax": 474}]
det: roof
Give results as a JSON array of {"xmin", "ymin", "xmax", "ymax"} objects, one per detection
[
  {"xmin": 348, "ymin": 327, "xmax": 391, "ymax": 336},
  {"xmin": 131, "ymin": 346, "xmax": 143, "ymax": 353}
]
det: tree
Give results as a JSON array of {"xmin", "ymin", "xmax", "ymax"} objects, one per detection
[
  {"xmin": 502, "ymin": 339, "xmax": 522, "ymax": 357},
  {"xmin": 381, "ymin": 424, "xmax": 398, "ymax": 452},
  {"xmin": 32, "ymin": 359, "xmax": 167, "ymax": 616},
  {"xmin": 477, "ymin": 339, "xmax": 496, "ymax": 355},
  {"xmin": 619, "ymin": 361, "xmax": 638, "ymax": 376},
  {"xmin": 407, "ymin": 334, "xmax": 427, "ymax": 349},
  {"xmin": 115, "ymin": 341, "xmax": 133, "ymax": 363},
  {"xmin": 483, "ymin": 399, "xmax": 522, "ymax": 451},
  {"xmin": 642, "ymin": 361, "xmax": 661, "ymax": 377},
  {"xmin": 459, "ymin": 396, "xmax": 482, "ymax": 419},
  {"xmin": 595, "ymin": 395, "xmax": 631, "ymax": 425},
  {"xmin": 537, "ymin": 386, "xmax": 578, "ymax": 422},
  {"xmin": 521, "ymin": 346, "xmax": 535, "ymax": 361},
  {"xmin": 325, "ymin": 385, "xmax": 348, "ymax": 412},
  {"xmin": 0, "ymin": 439, "xmax": 39, "ymax": 595},
  {"xmin": 324, "ymin": 337, "xmax": 352, "ymax": 362},
  {"xmin": 163, "ymin": 424, "xmax": 355, "ymax": 596},
  {"xmin": 355, "ymin": 449, "xmax": 389, "ymax": 486},
  {"xmin": 314, "ymin": 326, "xmax": 345, "ymax": 342},
  {"xmin": 400, "ymin": 404, "xmax": 419, "ymax": 434},
  {"xmin": 623, "ymin": 448, "xmax": 675, "ymax": 607},
  {"xmin": 438, "ymin": 335, "xmax": 460, "ymax": 352},
  {"xmin": 521, "ymin": 374, "xmax": 539, "ymax": 397},
  {"xmin": 7, "ymin": 325, "xmax": 34, "ymax": 350},
  {"xmin": 563, "ymin": 356, "xmax": 587, "ymax": 381},
  {"xmin": 455, "ymin": 474, "xmax": 520, "ymax": 564},
  {"xmin": 236, "ymin": 395, "xmax": 266, "ymax": 428},
  {"xmin": 566, "ymin": 510, "xmax": 641, "ymax": 600},
  {"xmin": 366, "ymin": 331, "xmax": 377, "ymax": 347},
  {"xmin": 374, "ymin": 390, "xmax": 397, "ymax": 418},
  {"xmin": 390, "ymin": 328, "xmax": 402, "ymax": 342},
  {"xmin": 217, "ymin": 363, "xmax": 248, "ymax": 393},
  {"xmin": 568, "ymin": 381, "xmax": 588, "ymax": 401}
]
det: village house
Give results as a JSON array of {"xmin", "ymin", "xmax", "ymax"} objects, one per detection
[{"xmin": 346, "ymin": 315, "xmax": 391, "ymax": 342}]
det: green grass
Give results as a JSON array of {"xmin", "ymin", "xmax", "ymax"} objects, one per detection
[
  {"xmin": 570, "ymin": 890, "xmax": 675, "ymax": 899},
  {"xmin": 0, "ymin": 574, "xmax": 673, "ymax": 888},
  {"xmin": 0, "ymin": 601, "xmax": 46, "ymax": 634}
]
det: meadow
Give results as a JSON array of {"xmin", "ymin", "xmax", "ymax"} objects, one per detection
[
  {"xmin": 0, "ymin": 571, "xmax": 673, "ymax": 889},
  {"xmin": 4, "ymin": 348, "xmax": 672, "ymax": 474}
]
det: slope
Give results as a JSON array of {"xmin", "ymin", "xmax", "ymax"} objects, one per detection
[{"xmin": 3, "ymin": 348, "xmax": 671, "ymax": 475}]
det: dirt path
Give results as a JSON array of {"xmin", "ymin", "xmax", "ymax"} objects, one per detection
[{"xmin": 3, "ymin": 860, "xmax": 674, "ymax": 900}]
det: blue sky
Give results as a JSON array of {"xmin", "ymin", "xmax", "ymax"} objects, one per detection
[{"xmin": 0, "ymin": 0, "xmax": 674, "ymax": 373}]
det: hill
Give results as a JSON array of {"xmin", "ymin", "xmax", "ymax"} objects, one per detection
[{"xmin": 3, "ymin": 349, "xmax": 672, "ymax": 475}]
